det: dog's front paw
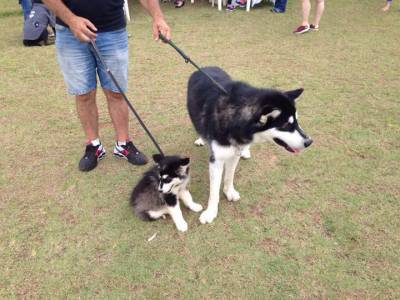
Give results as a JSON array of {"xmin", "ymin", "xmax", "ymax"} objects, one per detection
[
  {"xmin": 199, "ymin": 208, "xmax": 218, "ymax": 224},
  {"xmin": 194, "ymin": 137, "xmax": 205, "ymax": 147},
  {"xmin": 190, "ymin": 202, "xmax": 203, "ymax": 212},
  {"xmin": 224, "ymin": 188, "xmax": 241, "ymax": 202},
  {"xmin": 175, "ymin": 220, "xmax": 188, "ymax": 232}
]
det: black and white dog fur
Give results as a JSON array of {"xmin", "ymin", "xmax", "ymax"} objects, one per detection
[
  {"xmin": 130, "ymin": 155, "xmax": 203, "ymax": 232},
  {"xmin": 187, "ymin": 67, "xmax": 313, "ymax": 224}
]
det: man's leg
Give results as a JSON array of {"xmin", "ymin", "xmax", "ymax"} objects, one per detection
[
  {"xmin": 76, "ymin": 89, "xmax": 99, "ymax": 141},
  {"xmin": 96, "ymin": 28, "xmax": 147, "ymax": 165},
  {"xmin": 313, "ymin": 0, "xmax": 325, "ymax": 27},
  {"xmin": 301, "ymin": 0, "xmax": 311, "ymax": 26},
  {"xmin": 293, "ymin": 0, "xmax": 311, "ymax": 33},
  {"xmin": 75, "ymin": 89, "xmax": 106, "ymax": 171},
  {"xmin": 103, "ymin": 89, "xmax": 129, "ymax": 142},
  {"xmin": 55, "ymin": 24, "xmax": 103, "ymax": 171}
]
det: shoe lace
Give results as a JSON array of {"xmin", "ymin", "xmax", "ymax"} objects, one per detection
[
  {"xmin": 84, "ymin": 144, "xmax": 97, "ymax": 157},
  {"xmin": 125, "ymin": 141, "xmax": 139, "ymax": 154}
]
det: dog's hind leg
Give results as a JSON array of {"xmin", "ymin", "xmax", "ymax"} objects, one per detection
[
  {"xmin": 179, "ymin": 189, "xmax": 203, "ymax": 212},
  {"xmin": 148, "ymin": 208, "xmax": 168, "ymax": 219},
  {"xmin": 199, "ymin": 158, "xmax": 224, "ymax": 224},
  {"xmin": 223, "ymin": 154, "xmax": 241, "ymax": 202},
  {"xmin": 194, "ymin": 137, "xmax": 205, "ymax": 146},
  {"xmin": 240, "ymin": 145, "xmax": 251, "ymax": 159}
]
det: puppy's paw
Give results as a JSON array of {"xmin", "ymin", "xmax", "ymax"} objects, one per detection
[
  {"xmin": 190, "ymin": 202, "xmax": 203, "ymax": 212},
  {"xmin": 240, "ymin": 148, "xmax": 251, "ymax": 159},
  {"xmin": 175, "ymin": 220, "xmax": 188, "ymax": 232},
  {"xmin": 199, "ymin": 208, "xmax": 218, "ymax": 224},
  {"xmin": 194, "ymin": 137, "xmax": 205, "ymax": 147},
  {"xmin": 224, "ymin": 188, "xmax": 241, "ymax": 202}
]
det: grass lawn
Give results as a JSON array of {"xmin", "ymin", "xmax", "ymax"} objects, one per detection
[{"xmin": 1, "ymin": 0, "xmax": 399, "ymax": 298}]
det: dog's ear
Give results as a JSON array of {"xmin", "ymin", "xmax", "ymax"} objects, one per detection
[
  {"xmin": 285, "ymin": 88, "xmax": 304, "ymax": 101},
  {"xmin": 152, "ymin": 154, "xmax": 163, "ymax": 164},
  {"xmin": 180, "ymin": 157, "xmax": 190, "ymax": 166},
  {"xmin": 259, "ymin": 109, "xmax": 281, "ymax": 124}
]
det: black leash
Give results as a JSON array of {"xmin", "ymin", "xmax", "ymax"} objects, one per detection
[
  {"xmin": 89, "ymin": 40, "xmax": 165, "ymax": 157},
  {"xmin": 158, "ymin": 33, "xmax": 229, "ymax": 96}
]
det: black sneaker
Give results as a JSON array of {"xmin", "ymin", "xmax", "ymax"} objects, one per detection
[
  {"xmin": 270, "ymin": 8, "xmax": 284, "ymax": 13},
  {"xmin": 79, "ymin": 143, "xmax": 106, "ymax": 172},
  {"xmin": 113, "ymin": 141, "xmax": 148, "ymax": 165}
]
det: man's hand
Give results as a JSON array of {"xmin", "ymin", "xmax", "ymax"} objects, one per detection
[
  {"xmin": 42, "ymin": 0, "xmax": 96, "ymax": 42},
  {"xmin": 152, "ymin": 17, "xmax": 171, "ymax": 41},
  {"xmin": 69, "ymin": 16, "xmax": 97, "ymax": 42}
]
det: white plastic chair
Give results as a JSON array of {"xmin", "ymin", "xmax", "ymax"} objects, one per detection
[
  {"xmin": 246, "ymin": 0, "xmax": 251, "ymax": 11},
  {"xmin": 211, "ymin": 0, "xmax": 227, "ymax": 11}
]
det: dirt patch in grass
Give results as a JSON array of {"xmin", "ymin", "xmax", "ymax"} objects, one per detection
[{"xmin": 258, "ymin": 238, "xmax": 282, "ymax": 256}]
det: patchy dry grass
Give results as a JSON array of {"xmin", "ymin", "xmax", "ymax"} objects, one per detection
[{"xmin": 1, "ymin": 0, "xmax": 399, "ymax": 298}]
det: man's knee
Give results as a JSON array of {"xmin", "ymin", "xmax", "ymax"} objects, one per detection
[
  {"xmin": 104, "ymin": 89, "xmax": 123, "ymax": 102},
  {"xmin": 76, "ymin": 90, "xmax": 96, "ymax": 104}
]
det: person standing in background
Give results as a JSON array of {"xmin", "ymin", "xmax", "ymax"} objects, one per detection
[
  {"xmin": 19, "ymin": 0, "xmax": 32, "ymax": 20},
  {"xmin": 23, "ymin": 0, "xmax": 55, "ymax": 46},
  {"xmin": 271, "ymin": 0, "xmax": 287, "ymax": 13},
  {"xmin": 293, "ymin": 0, "xmax": 325, "ymax": 34},
  {"xmin": 382, "ymin": 0, "xmax": 399, "ymax": 11}
]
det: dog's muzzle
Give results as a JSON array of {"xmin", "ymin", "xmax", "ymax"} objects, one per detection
[
  {"xmin": 273, "ymin": 137, "xmax": 313, "ymax": 153},
  {"xmin": 304, "ymin": 138, "xmax": 313, "ymax": 148}
]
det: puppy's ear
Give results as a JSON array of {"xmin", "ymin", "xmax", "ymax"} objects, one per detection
[
  {"xmin": 180, "ymin": 157, "xmax": 190, "ymax": 166},
  {"xmin": 285, "ymin": 88, "xmax": 304, "ymax": 101},
  {"xmin": 259, "ymin": 109, "xmax": 281, "ymax": 124},
  {"xmin": 152, "ymin": 154, "xmax": 163, "ymax": 164}
]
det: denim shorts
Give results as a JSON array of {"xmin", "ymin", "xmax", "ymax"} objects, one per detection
[{"xmin": 55, "ymin": 25, "xmax": 128, "ymax": 95}]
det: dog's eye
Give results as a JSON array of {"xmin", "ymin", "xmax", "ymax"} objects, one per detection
[{"xmin": 163, "ymin": 176, "xmax": 172, "ymax": 183}]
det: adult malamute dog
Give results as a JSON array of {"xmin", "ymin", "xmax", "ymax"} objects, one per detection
[{"xmin": 187, "ymin": 67, "xmax": 313, "ymax": 224}]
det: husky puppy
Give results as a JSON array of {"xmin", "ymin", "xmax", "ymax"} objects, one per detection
[
  {"xmin": 187, "ymin": 67, "xmax": 313, "ymax": 224},
  {"xmin": 130, "ymin": 154, "xmax": 203, "ymax": 232}
]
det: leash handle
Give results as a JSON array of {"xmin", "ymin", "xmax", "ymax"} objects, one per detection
[
  {"xmin": 159, "ymin": 33, "xmax": 189, "ymax": 63},
  {"xmin": 89, "ymin": 40, "xmax": 165, "ymax": 157},
  {"xmin": 158, "ymin": 33, "xmax": 229, "ymax": 96}
]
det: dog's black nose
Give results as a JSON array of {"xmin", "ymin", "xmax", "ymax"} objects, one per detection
[{"xmin": 304, "ymin": 138, "xmax": 313, "ymax": 148}]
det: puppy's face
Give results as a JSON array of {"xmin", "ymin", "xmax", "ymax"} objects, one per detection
[
  {"xmin": 153, "ymin": 155, "xmax": 190, "ymax": 193},
  {"xmin": 158, "ymin": 173, "xmax": 183, "ymax": 194},
  {"xmin": 253, "ymin": 88, "xmax": 313, "ymax": 153}
]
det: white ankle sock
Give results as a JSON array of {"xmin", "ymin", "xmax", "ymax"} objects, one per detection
[
  {"xmin": 91, "ymin": 138, "xmax": 100, "ymax": 146},
  {"xmin": 117, "ymin": 140, "xmax": 127, "ymax": 146}
]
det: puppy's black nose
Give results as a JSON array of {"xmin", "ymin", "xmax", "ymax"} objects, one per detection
[{"xmin": 304, "ymin": 138, "xmax": 313, "ymax": 148}]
